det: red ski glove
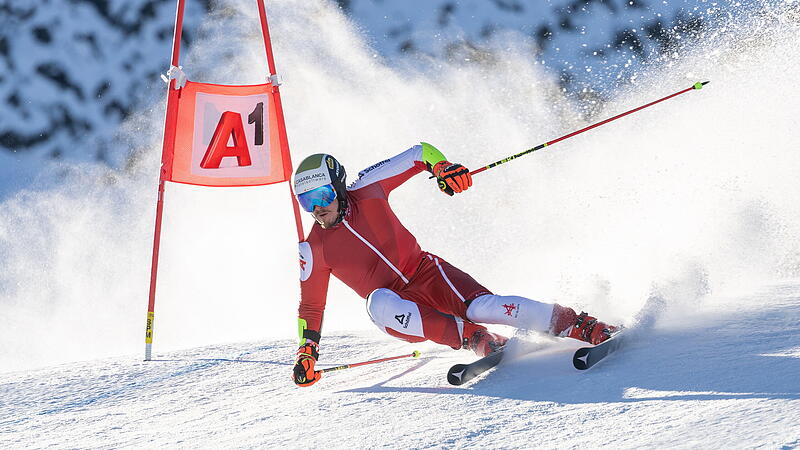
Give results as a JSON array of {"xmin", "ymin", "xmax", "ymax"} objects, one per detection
[
  {"xmin": 293, "ymin": 342, "xmax": 322, "ymax": 387},
  {"xmin": 433, "ymin": 161, "xmax": 472, "ymax": 196}
]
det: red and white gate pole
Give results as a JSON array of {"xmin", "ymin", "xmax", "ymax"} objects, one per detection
[
  {"xmin": 255, "ymin": 0, "xmax": 305, "ymax": 242},
  {"xmin": 144, "ymin": 0, "xmax": 186, "ymax": 361}
]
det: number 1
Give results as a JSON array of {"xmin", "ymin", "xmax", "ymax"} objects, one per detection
[{"xmin": 248, "ymin": 102, "xmax": 264, "ymax": 146}]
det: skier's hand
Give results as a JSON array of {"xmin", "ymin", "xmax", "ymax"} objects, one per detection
[
  {"xmin": 433, "ymin": 161, "xmax": 472, "ymax": 196},
  {"xmin": 293, "ymin": 342, "xmax": 322, "ymax": 387}
]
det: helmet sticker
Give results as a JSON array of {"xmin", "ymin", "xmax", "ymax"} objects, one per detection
[
  {"xmin": 294, "ymin": 171, "xmax": 332, "ymax": 195},
  {"xmin": 299, "ymin": 241, "xmax": 313, "ymax": 282},
  {"xmin": 294, "ymin": 153, "xmax": 346, "ymax": 200}
]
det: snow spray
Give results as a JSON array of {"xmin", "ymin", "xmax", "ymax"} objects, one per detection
[{"xmin": 0, "ymin": 1, "xmax": 798, "ymax": 372}]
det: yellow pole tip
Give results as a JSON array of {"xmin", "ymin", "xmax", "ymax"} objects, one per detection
[{"xmin": 412, "ymin": 350, "xmax": 421, "ymax": 358}]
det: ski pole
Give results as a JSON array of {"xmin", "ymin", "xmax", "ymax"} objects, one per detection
[
  {"xmin": 470, "ymin": 81, "xmax": 710, "ymax": 176},
  {"xmin": 320, "ymin": 350, "xmax": 421, "ymax": 373}
]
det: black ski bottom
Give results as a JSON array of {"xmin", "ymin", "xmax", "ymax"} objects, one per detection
[
  {"xmin": 447, "ymin": 350, "xmax": 504, "ymax": 385},
  {"xmin": 572, "ymin": 331, "xmax": 626, "ymax": 370}
]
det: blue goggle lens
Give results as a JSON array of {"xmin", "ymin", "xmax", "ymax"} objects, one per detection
[{"xmin": 297, "ymin": 184, "xmax": 337, "ymax": 212}]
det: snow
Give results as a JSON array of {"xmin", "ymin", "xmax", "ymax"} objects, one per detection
[
  {"xmin": 0, "ymin": 0, "xmax": 760, "ymax": 181},
  {"xmin": 0, "ymin": 0, "xmax": 208, "ymax": 167},
  {"xmin": 344, "ymin": 0, "xmax": 767, "ymax": 100},
  {"xmin": 2, "ymin": 284, "xmax": 799, "ymax": 448},
  {"xmin": 2, "ymin": 0, "xmax": 800, "ymax": 447}
]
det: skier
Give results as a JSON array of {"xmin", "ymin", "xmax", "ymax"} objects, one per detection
[{"xmin": 292, "ymin": 143, "xmax": 618, "ymax": 386}]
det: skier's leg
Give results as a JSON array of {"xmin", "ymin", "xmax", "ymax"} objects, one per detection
[
  {"xmin": 366, "ymin": 288, "xmax": 465, "ymax": 349},
  {"xmin": 466, "ymin": 295, "xmax": 618, "ymax": 344},
  {"xmin": 465, "ymin": 294, "xmax": 554, "ymax": 332},
  {"xmin": 367, "ymin": 288, "xmax": 506, "ymax": 356}
]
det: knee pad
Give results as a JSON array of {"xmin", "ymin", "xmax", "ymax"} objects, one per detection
[
  {"xmin": 366, "ymin": 288, "xmax": 395, "ymax": 324},
  {"xmin": 366, "ymin": 288, "xmax": 424, "ymax": 337}
]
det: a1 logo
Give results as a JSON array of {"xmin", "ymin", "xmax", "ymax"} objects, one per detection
[
  {"xmin": 190, "ymin": 92, "xmax": 271, "ymax": 178},
  {"xmin": 200, "ymin": 102, "xmax": 264, "ymax": 169}
]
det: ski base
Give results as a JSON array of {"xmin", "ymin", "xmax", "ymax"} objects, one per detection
[
  {"xmin": 572, "ymin": 331, "xmax": 626, "ymax": 370},
  {"xmin": 447, "ymin": 350, "xmax": 505, "ymax": 385}
]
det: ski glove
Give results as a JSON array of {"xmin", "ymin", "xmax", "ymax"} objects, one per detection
[
  {"xmin": 293, "ymin": 342, "xmax": 322, "ymax": 387},
  {"xmin": 433, "ymin": 161, "xmax": 472, "ymax": 196}
]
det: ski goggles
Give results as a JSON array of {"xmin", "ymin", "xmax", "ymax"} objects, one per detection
[{"xmin": 297, "ymin": 184, "xmax": 337, "ymax": 212}]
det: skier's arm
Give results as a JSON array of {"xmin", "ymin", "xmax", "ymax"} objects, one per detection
[
  {"xmin": 294, "ymin": 239, "xmax": 331, "ymax": 387},
  {"xmin": 348, "ymin": 142, "xmax": 467, "ymax": 196}
]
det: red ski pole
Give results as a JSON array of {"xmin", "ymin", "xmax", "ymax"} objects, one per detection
[
  {"xmin": 320, "ymin": 350, "xmax": 421, "ymax": 373},
  {"xmin": 470, "ymin": 81, "xmax": 710, "ymax": 176}
]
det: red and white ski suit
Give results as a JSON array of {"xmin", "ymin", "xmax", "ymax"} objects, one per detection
[{"xmin": 298, "ymin": 145, "xmax": 554, "ymax": 349}]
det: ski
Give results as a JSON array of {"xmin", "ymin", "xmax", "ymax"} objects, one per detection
[
  {"xmin": 449, "ymin": 330, "xmax": 627, "ymax": 384},
  {"xmin": 572, "ymin": 330, "xmax": 626, "ymax": 370},
  {"xmin": 447, "ymin": 349, "xmax": 505, "ymax": 385}
]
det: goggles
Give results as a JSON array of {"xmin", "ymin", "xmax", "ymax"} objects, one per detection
[{"xmin": 297, "ymin": 184, "xmax": 337, "ymax": 212}]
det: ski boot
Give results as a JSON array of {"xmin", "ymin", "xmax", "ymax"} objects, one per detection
[
  {"xmin": 550, "ymin": 304, "xmax": 619, "ymax": 345},
  {"xmin": 462, "ymin": 322, "xmax": 508, "ymax": 357}
]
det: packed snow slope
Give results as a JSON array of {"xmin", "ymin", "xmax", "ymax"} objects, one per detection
[
  {"xmin": 1, "ymin": 283, "xmax": 799, "ymax": 448},
  {"xmin": 1, "ymin": 0, "xmax": 799, "ymax": 447}
]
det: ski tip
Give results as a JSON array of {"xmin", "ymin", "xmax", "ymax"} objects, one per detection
[
  {"xmin": 573, "ymin": 348, "xmax": 591, "ymax": 370},
  {"xmin": 694, "ymin": 81, "xmax": 710, "ymax": 89},
  {"xmin": 447, "ymin": 364, "xmax": 469, "ymax": 386}
]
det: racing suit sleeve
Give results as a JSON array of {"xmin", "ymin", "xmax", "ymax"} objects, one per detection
[
  {"xmin": 297, "ymin": 234, "xmax": 330, "ymax": 345},
  {"xmin": 348, "ymin": 142, "xmax": 448, "ymax": 196}
]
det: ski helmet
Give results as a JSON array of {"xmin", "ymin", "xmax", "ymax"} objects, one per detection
[{"xmin": 293, "ymin": 154, "xmax": 348, "ymax": 216}]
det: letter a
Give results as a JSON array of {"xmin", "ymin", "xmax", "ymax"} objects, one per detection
[{"xmin": 200, "ymin": 111, "xmax": 252, "ymax": 169}]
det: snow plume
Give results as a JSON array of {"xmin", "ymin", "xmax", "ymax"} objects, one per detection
[
  {"xmin": 1, "ymin": 1, "xmax": 799, "ymax": 372},
  {"xmin": 503, "ymin": 4, "xmax": 800, "ymax": 321}
]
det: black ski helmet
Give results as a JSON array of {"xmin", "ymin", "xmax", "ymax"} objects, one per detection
[{"xmin": 293, "ymin": 154, "xmax": 348, "ymax": 217}]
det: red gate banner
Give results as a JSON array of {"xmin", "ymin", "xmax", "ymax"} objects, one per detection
[
  {"xmin": 146, "ymin": 0, "xmax": 304, "ymax": 361},
  {"xmin": 163, "ymin": 80, "xmax": 291, "ymax": 187}
]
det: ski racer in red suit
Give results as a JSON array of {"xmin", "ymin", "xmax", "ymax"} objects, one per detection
[{"xmin": 292, "ymin": 144, "xmax": 618, "ymax": 387}]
